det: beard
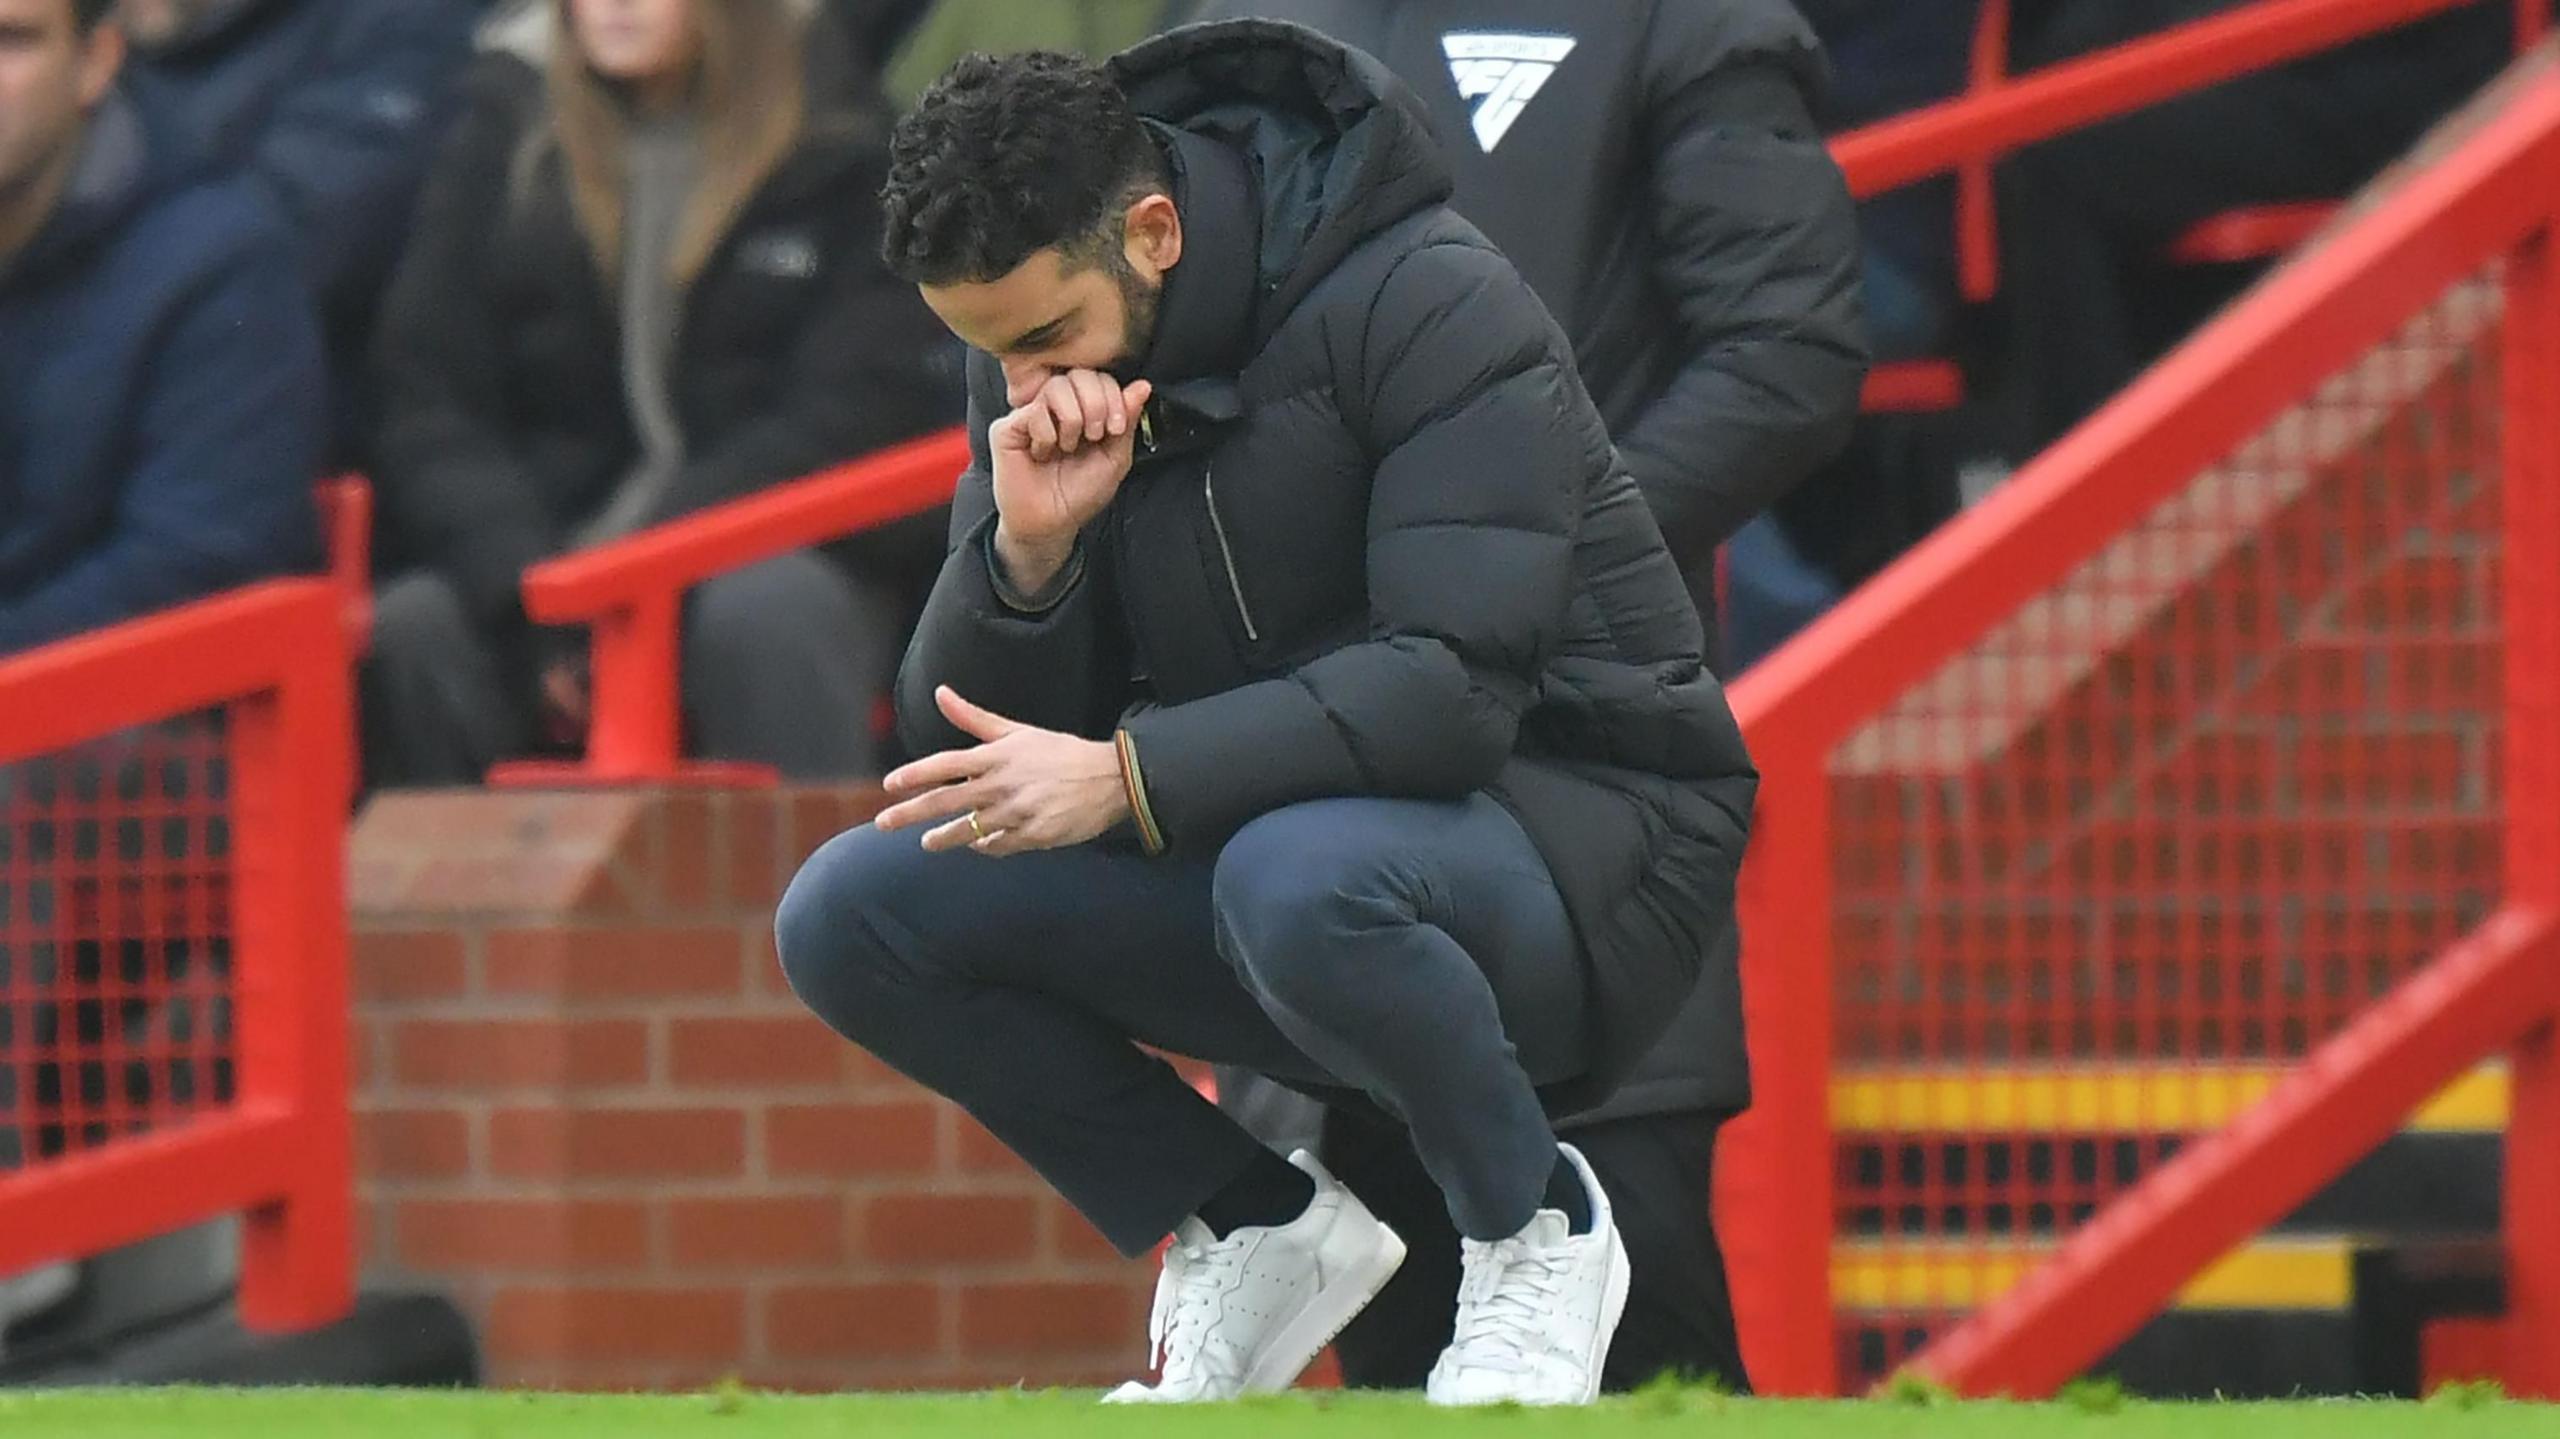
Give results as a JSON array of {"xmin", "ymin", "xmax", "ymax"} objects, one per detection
[{"xmin": 1104, "ymin": 250, "xmax": 1164, "ymax": 378}]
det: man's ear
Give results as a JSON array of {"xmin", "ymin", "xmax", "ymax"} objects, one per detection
[
  {"xmin": 76, "ymin": 20, "xmax": 126, "ymax": 109},
  {"xmin": 1123, "ymin": 192, "xmax": 1183, "ymax": 282}
]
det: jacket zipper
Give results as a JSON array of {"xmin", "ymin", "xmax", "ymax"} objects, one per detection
[{"xmin": 1201, "ymin": 467, "xmax": 1261, "ymax": 643}]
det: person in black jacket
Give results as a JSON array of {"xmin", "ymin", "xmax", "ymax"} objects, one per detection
[
  {"xmin": 115, "ymin": 0, "xmax": 474, "ymax": 457},
  {"xmin": 1180, "ymin": 0, "xmax": 1864, "ymax": 1392},
  {"xmin": 774, "ymin": 25, "xmax": 1755, "ymax": 1406},
  {"xmin": 365, "ymin": 0, "xmax": 960, "ymax": 787}
]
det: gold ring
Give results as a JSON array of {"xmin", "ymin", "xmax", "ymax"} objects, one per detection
[{"xmin": 967, "ymin": 811, "xmax": 987, "ymax": 841}]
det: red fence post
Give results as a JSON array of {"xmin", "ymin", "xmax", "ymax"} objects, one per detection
[
  {"xmin": 1721, "ymin": 746, "xmax": 1838, "ymax": 1394},
  {"xmin": 228, "ymin": 596, "xmax": 357, "ymax": 1331},
  {"xmin": 579, "ymin": 592, "xmax": 684, "ymax": 781},
  {"xmin": 2499, "ymin": 215, "xmax": 2560, "ymax": 1399}
]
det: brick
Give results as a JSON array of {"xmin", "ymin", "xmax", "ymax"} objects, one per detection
[
  {"xmin": 861, "ymin": 1193, "xmax": 1037, "ymax": 1267},
  {"xmin": 351, "ymin": 1021, "xmax": 380, "ymax": 1095},
  {"xmin": 352, "ymin": 931, "xmax": 468, "ymax": 1003},
  {"xmin": 789, "ymin": 794, "xmax": 857, "ymax": 867},
  {"xmin": 660, "ymin": 793, "xmax": 719, "ymax": 913},
  {"xmin": 663, "ymin": 1195, "xmax": 846, "ymax": 1268},
  {"xmin": 668, "ymin": 1016, "xmax": 843, "ymax": 1087},
  {"xmin": 355, "ymin": 1107, "xmax": 471, "ymax": 1181},
  {"xmin": 396, "ymin": 1199, "xmax": 651, "ymax": 1271},
  {"xmin": 765, "ymin": 1283, "xmax": 943, "ymax": 1359},
  {"xmin": 750, "ymin": 931, "xmax": 797, "ymax": 999},
  {"xmin": 953, "ymin": 1116, "xmax": 1027, "ymax": 1174},
  {"xmin": 730, "ymin": 793, "xmax": 784, "ymax": 908},
  {"xmin": 960, "ymin": 1282, "xmax": 1144, "ymax": 1355},
  {"xmin": 485, "ymin": 927, "xmax": 744, "ymax": 1001},
  {"xmin": 490, "ymin": 1107, "xmax": 746, "ymax": 1181},
  {"xmin": 392, "ymin": 1019, "xmax": 650, "ymax": 1091},
  {"xmin": 766, "ymin": 1102, "xmax": 937, "ymax": 1178},
  {"xmin": 487, "ymin": 1285, "xmax": 747, "ymax": 1363}
]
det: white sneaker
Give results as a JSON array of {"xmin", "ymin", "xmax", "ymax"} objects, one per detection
[
  {"xmin": 1426, "ymin": 1143, "xmax": 1631, "ymax": 1406},
  {"xmin": 1104, "ymin": 1150, "xmax": 1407, "ymax": 1403}
]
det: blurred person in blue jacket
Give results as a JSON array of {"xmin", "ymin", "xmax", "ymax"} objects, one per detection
[{"xmin": 0, "ymin": 0, "xmax": 322, "ymax": 658}]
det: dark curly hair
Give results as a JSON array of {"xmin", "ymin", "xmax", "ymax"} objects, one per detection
[
  {"xmin": 880, "ymin": 50, "xmax": 1171, "ymax": 286},
  {"xmin": 73, "ymin": 0, "xmax": 114, "ymax": 31}
]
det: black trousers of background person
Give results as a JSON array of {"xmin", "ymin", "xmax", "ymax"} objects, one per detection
[
  {"xmin": 1991, "ymin": 0, "xmax": 2507, "ymax": 453},
  {"xmin": 361, "ymin": 549, "xmax": 904, "ymax": 788},
  {"xmin": 774, "ymin": 793, "xmax": 1586, "ymax": 1256},
  {"xmin": 1324, "ymin": 1106, "xmax": 1747, "ymax": 1393}
]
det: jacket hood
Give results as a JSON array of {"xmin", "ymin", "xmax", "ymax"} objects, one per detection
[{"xmin": 1109, "ymin": 19, "xmax": 1451, "ymax": 322}]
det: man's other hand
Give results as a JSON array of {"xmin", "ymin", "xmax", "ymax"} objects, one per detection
[
  {"xmin": 876, "ymin": 686, "xmax": 1133, "ymax": 855},
  {"xmin": 989, "ymin": 373, "xmax": 1152, "ymax": 593}
]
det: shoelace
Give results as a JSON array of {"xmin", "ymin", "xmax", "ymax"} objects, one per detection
[
  {"xmin": 1445, "ymin": 1235, "xmax": 1575, "ymax": 1371},
  {"xmin": 1145, "ymin": 1233, "xmax": 1253, "ymax": 1392}
]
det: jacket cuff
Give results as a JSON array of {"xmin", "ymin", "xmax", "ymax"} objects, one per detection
[
  {"xmin": 984, "ymin": 527, "xmax": 1086, "ymax": 614},
  {"xmin": 1115, "ymin": 728, "xmax": 1166, "ymax": 856}
]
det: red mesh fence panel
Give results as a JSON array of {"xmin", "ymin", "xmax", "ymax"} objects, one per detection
[
  {"xmin": 1825, "ymin": 271, "xmax": 2507, "ymax": 1388},
  {"xmin": 2, "ymin": 714, "xmax": 237, "ymax": 1172}
]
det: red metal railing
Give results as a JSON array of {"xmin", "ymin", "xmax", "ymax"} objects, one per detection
[
  {"xmin": 1836, "ymin": 0, "xmax": 2533, "ymax": 197},
  {"xmin": 1716, "ymin": 50, "xmax": 2560, "ymax": 1397},
  {"xmin": 494, "ymin": 430, "xmax": 967, "ymax": 787},
  {"xmin": 0, "ymin": 578, "xmax": 356, "ymax": 1332}
]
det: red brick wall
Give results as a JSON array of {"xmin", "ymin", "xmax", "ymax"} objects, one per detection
[{"xmin": 347, "ymin": 786, "xmax": 1151, "ymax": 1391}]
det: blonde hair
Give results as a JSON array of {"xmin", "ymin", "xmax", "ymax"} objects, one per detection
[{"xmin": 543, "ymin": 0, "xmax": 807, "ymax": 289}]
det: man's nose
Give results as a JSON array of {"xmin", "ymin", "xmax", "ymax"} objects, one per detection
[{"xmin": 1001, "ymin": 359, "xmax": 1052, "ymax": 407}]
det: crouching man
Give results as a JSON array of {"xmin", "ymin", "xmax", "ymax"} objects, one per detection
[{"xmin": 775, "ymin": 22, "xmax": 1754, "ymax": 1405}]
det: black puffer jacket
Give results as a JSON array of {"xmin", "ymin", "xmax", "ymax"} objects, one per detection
[
  {"xmin": 371, "ymin": 50, "xmax": 962, "ymax": 632},
  {"xmin": 897, "ymin": 20, "xmax": 1755, "ymax": 1110}
]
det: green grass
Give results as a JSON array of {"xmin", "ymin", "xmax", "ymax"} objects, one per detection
[{"xmin": 3, "ymin": 1387, "xmax": 2559, "ymax": 1438}]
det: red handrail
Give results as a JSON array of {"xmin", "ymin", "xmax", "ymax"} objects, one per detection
[
  {"xmin": 1834, "ymin": 0, "xmax": 2492, "ymax": 198},
  {"xmin": 506, "ymin": 429, "xmax": 968, "ymax": 784},
  {"xmin": 0, "ymin": 578, "xmax": 356, "ymax": 1332},
  {"xmin": 1718, "ymin": 52, "xmax": 2560, "ymax": 1395}
]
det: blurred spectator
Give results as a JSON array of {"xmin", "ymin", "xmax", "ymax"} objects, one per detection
[
  {"xmin": 878, "ymin": 0, "xmax": 1182, "ymax": 109},
  {"xmin": 1992, "ymin": 0, "xmax": 2509, "ymax": 452},
  {"xmin": 1743, "ymin": 0, "xmax": 1978, "ymax": 673},
  {"xmin": 365, "ymin": 0, "xmax": 959, "ymax": 788},
  {"xmin": 1, "ymin": 0, "xmax": 319, "ymax": 1348},
  {"xmin": 115, "ymin": 0, "xmax": 474, "ymax": 459},
  {"xmin": 0, "ymin": 0, "xmax": 323, "ymax": 658},
  {"xmin": 1794, "ymin": 0, "xmax": 1974, "ymax": 363},
  {"xmin": 1186, "ymin": 0, "xmax": 1864, "ymax": 1394}
]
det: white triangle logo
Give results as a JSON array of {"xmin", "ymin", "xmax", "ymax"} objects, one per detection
[{"xmin": 1442, "ymin": 32, "xmax": 1576, "ymax": 153}]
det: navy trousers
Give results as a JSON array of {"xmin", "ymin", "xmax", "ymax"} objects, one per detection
[{"xmin": 775, "ymin": 794, "xmax": 1584, "ymax": 1254}]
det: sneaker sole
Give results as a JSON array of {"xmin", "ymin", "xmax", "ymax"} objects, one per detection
[{"xmin": 1240, "ymin": 1221, "xmax": 1409, "ymax": 1393}]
